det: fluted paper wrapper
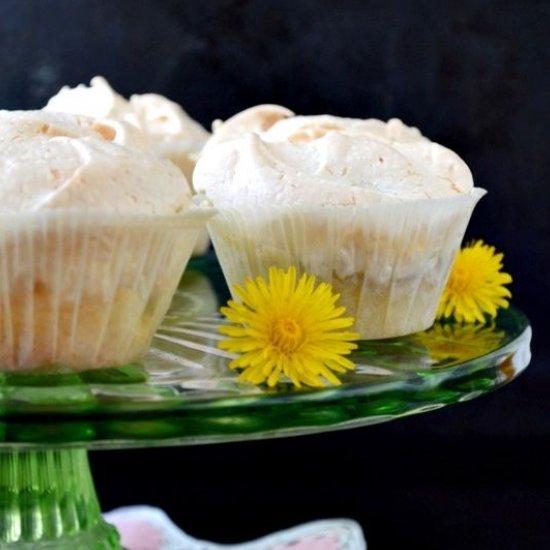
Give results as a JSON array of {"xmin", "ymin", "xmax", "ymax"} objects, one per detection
[
  {"xmin": 207, "ymin": 190, "xmax": 485, "ymax": 339},
  {"xmin": 0, "ymin": 208, "xmax": 213, "ymax": 371}
]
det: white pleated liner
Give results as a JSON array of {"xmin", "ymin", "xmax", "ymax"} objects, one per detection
[
  {"xmin": 207, "ymin": 189, "xmax": 485, "ymax": 339},
  {"xmin": 0, "ymin": 208, "xmax": 214, "ymax": 371}
]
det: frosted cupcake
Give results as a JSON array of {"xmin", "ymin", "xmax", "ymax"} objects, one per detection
[
  {"xmin": 0, "ymin": 110, "xmax": 212, "ymax": 371},
  {"xmin": 44, "ymin": 76, "xmax": 211, "ymax": 253},
  {"xmin": 194, "ymin": 105, "xmax": 485, "ymax": 339}
]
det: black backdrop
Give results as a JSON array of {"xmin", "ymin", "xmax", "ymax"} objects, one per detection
[{"xmin": 1, "ymin": 1, "xmax": 549, "ymax": 548}]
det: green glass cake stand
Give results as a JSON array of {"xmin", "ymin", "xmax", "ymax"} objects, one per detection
[{"xmin": 0, "ymin": 256, "xmax": 532, "ymax": 548}]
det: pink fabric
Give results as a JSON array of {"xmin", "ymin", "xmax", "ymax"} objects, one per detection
[
  {"xmin": 104, "ymin": 506, "xmax": 366, "ymax": 550},
  {"xmin": 110, "ymin": 517, "xmax": 164, "ymax": 550}
]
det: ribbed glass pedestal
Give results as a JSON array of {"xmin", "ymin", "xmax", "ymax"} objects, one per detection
[{"xmin": 0, "ymin": 449, "xmax": 121, "ymax": 549}]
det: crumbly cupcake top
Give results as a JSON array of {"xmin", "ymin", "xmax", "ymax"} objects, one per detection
[
  {"xmin": 0, "ymin": 110, "xmax": 192, "ymax": 214},
  {"xmin": 44, "ymin": 76, "xmax": 210, "ymax": 176},
  {"xmin": 194, "ymin": 105, "xmax": 477, "ymax": 207}
]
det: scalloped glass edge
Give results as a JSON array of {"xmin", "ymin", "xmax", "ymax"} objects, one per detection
[{"xmin": 0, "ymin": 261, "xmax": 532, "ymax": 449}]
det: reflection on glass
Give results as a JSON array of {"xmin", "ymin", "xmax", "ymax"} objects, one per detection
[{"xmin": 414, "ymin": 321, "xmax": 505, "ymax": 368}]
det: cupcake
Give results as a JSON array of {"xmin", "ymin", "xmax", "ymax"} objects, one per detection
[
  {"xmin": 194, "ymin": 105, "xmax": 485, "ymax": 339},
  {"xmin": 44, "ymin": 76, "xmax": 212, "ymax": 253},
  {"xmin": 0, "ymin": 110, "xmax": 212, "ymax": 371}
]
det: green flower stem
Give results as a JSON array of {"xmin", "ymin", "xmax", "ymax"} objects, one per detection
[{"xmin": 0, "ymin": 448, "xmax": 121, "ymax": 549}]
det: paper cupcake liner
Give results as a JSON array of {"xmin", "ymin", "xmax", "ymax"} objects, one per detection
[
  {"xmin": 207, "ymin": 190, "xmax": 485, "ymax": 339},
  {"xmin": 0, "ymin": 208, "xmax": 213, "ymax": 371}
]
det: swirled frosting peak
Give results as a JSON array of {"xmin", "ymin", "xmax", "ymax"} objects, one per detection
[
  {"xmin": 194, "ymin": 105, "xmax": 477, "ymax": 207},
  {"xmin": 0, "ymin": 110, "xmax": 191, "ymax": 214},
  {"xmin": 44, "ymin": 76, "xmax": 210, "ymax": 181}
]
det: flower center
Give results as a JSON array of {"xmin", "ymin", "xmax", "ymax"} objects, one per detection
[
  {"xmin": 450, "ymin": 266, "xmax": 473, "ymax": 293},
  {"xmin": 271, "ymin": 317, "xmax": 303, "ymax": 354}
]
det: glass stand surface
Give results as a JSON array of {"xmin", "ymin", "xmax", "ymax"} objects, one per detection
[{"xmin": 0, "ymin": 256, "xmax": 532, "ymax": 548}]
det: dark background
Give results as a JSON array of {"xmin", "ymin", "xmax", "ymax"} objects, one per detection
[{"xmin": 1, "ymin": 1, "xmax": 549, "ymax": 548}]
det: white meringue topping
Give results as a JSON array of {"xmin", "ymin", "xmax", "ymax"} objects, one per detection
[
  {"xmin": 194, "ymin": 105, "xmax": 476, "ymax": 207},
  {"xmin": 0, "ymin": 110, "xmax": 191, "ymax": 214}
]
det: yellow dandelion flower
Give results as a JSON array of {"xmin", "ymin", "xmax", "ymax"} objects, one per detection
[
  {"xmin": 218, "ymin": 266, "xmax": 360, "ymax": 388},
  {"xmin": 437, "ymin": 240, "xmax": 512, "ymax": 323}
]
